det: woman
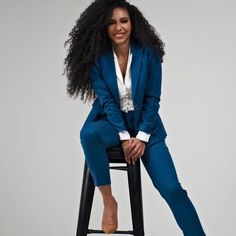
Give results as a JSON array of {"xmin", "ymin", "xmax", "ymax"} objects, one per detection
[{"xmin": 63, "ymin": 0, "xmax": 206, "ymax": 235}]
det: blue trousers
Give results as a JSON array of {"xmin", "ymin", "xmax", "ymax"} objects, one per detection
[{"xmin": 80, "ymin": 111, "xmax": 206, "ymax": 236}]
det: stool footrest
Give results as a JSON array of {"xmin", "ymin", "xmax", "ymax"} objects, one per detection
[
  {"xmin": 87, "ymin": 229, "xmax": 134, "ymax": 234},
  {"xmin": 110, "ymin": 166, "xmax": 128, "ymax": 171}
]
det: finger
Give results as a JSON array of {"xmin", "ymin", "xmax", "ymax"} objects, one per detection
[
  {"xmin": 130, "ymin": 154, "xmax": 138, "ymax": 163},
  {"xmin": 132, "ymin": 143, "xmax": 145, "ymax": 157},
  {"xmin": 126, "ymin": 139, "xmax": 135, "ymax": 153},
  {"xmin": 131, "ymin": 154, "xmax": 139, "ymax": 165},
  {"xmin": 132, "ymin": 159, "xmax": 136, "ymax": 165},
  {"xmin": 129, "ymin": 139, "xmax": 145, "ymax": 153},
  {"xmin": 122, "ymin": 145, "xmax": 129, "ymax": 164},
  {"xmin": 129, "ymin": 144, "xmax": 141, "ymax": 158},
  {"xmin": 130, "ymin": 152, "xmax": 140, "ymax": 163},
  {"xmin": 130, "ymin": 148, "xmax": 144, "ymax": 162},
  {"xmin": 124, "ymin": 149, "xmax": 131, "ymax": 164},
  {"xmin": 128, "ymin": 140, "xmax": 139, "ymax": 150},
  {"xmin": 129, "ymin": 152, "xmax": 140, "ymax": 164},
  {"xmin": 126, "ymin": 147, "xmax": 132, "ymax": 163},
  {"xmin": 125, "ymin": 148, "xmax": 131, "ymax": 164}
]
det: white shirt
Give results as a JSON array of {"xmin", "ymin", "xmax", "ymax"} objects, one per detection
[{"xmin": 112, "ymin": 46, "xmax": 150, "ymax": 143}]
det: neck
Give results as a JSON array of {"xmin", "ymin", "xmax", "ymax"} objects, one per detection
[{"xmin": 111, "ymin": 40, "xmax": 130, "ymax": 59}]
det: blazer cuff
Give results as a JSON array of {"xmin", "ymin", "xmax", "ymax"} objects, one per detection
[
  {"xmin": 136, "ymin": 131, "xmax": 151, "ymax": 143},
  {"xmin": 118, "ymin": 131, "xmax": 131, "ymax": 141}
]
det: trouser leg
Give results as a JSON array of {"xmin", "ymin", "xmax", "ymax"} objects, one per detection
[
  {"xmin": 141, "ymin": 140, "xmax": 206, "ymax": 236},
  {"xmin": 80, "ymin": 120, "xmax": 120, "ymax": 186}
]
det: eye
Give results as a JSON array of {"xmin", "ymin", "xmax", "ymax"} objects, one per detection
[{"xmin": 121, "ymin": 19, "xmax": 129, "ymax": 23}]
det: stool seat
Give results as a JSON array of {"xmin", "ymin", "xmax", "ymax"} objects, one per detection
[
  {"xmin": 76, "ymin": 146, "xmax": 145, "ymax": 236},
  {"xmin": 106, "ymin": 146, "xmax": 126, "ymax": 163}
]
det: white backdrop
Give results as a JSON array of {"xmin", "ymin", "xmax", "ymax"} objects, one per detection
[{"xmin": 0, "ymin": 0, "xmax": 235, "ymax": 235}]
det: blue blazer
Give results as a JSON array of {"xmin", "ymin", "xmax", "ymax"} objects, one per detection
[{"xmin": 82, "ymin": 40, "xmax": 167, "ymax": 145}]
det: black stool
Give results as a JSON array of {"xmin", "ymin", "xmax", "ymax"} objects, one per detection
[{"xmin": 76, "ymin": 146, "xmax": 145, "ymax": 236}]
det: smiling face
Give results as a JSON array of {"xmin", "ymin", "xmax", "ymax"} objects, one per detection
[{"xmin": 107, "ymin": 7, "xmax": 132, "ymax": 47}]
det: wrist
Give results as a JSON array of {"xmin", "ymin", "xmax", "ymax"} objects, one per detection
[
  {"xmin": 140, "ymin": 140, "xmax": 147, "ymax": 144},
  {"xmin": 122, "ymin": 139, "xmax": 129, "ymax": 145}
]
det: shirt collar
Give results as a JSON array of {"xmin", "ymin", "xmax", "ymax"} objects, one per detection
[
  {"xmin": 112, "ymin": 45, "xmax": 133, "ymax": 83},
  {"xmin": 112, "ymin": 45, "xmax": 132, "ymax": 59}
]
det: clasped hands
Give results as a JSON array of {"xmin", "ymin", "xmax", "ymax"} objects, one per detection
[{"xmin": 121, "ymin": 138, "xmax": 146, "ymax": 165}]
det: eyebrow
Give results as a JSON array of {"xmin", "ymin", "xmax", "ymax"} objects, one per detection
[{"xmin": 109, "ymin": 17, "xmax": 129, "ymax": 21}]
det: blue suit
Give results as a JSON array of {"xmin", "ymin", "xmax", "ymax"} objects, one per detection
[
  {"xmin": 80, "ymin": 40, "xmax": 206, "ymax": 235},
  {"xmin": 82, "ymin": 40, "xmax": 167, "ymax": 145}
]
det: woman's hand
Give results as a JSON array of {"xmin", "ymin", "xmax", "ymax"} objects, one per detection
[
  {"xmin": 128, "ymin": 138, "xmax": 146, "ymax": 164},
  {"xmin": 122, "ymin": 138, "xmax": 146, "ymax": 165},
  {"xmin": 121, "ymin": 140, "xmax": 132, "ymax": 164}
]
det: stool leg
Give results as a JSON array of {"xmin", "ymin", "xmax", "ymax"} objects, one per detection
[
  {"xmin": 76, "ymin": 161, "xmax": 95, "ymax": 236},
  {"xmin": 127, "ymin": 159, "xmax": 145, "ymax": 236}
]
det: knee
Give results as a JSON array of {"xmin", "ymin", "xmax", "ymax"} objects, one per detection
[
  {"xmin": 159, "ymin": 183, "xmax": 188, "ymax": 202},
  {"xmin": 80, "ymin": 124, "xmax": 99, "ymax": 144}
]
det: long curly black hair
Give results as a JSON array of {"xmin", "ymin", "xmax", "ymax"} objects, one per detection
[{"xmin": 63, "ymin": 0, "xmax": 165, "ymax": 102}]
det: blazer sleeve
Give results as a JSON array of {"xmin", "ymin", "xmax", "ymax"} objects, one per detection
[
  {"xmin": 88, "ymin": 60, "xmax": 128, "ymax": 134},
  {"xmin": 137, "ymin": 50, "xmax": 163, "ymax": 134}
]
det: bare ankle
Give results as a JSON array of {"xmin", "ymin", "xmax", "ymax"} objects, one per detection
[{"xmin": 98, "ymin": 185, "xmax": 116, "ymax": 205}]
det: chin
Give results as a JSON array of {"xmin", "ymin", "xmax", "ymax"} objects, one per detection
[{"xmin": 111, "ymin": 37, "xmax": 130, "ymax": 46}]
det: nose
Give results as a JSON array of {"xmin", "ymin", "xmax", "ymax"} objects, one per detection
[{"xmin": 115, "ymin": 23, "xmax": 122, "ymax": 31}]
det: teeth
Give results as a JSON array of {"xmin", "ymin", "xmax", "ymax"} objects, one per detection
[{"xmin": 115, "ymin": 34, "xmax": 124, "ymax": 37}]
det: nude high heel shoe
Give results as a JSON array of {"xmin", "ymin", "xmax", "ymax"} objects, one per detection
[{"xmin": 101, "ymin": 198, "xmax": 118, "ymax": 234}]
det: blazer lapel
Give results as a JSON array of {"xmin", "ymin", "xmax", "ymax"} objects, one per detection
[
  {"xmin": 100, "ymin": 40, "xmax": 144, "ymax": 105},
  {"xmin": 130, "ymin": 41, "xmax": 144, "ymax": 99},
  {"xmin": 100, "ymin": 48, "xmax": 120, "ymax": 106}
]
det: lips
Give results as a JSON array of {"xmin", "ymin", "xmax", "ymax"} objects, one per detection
[{"xmin": 114, "ymin": 33, "xmax": 125, "ymax": 39}]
